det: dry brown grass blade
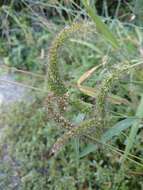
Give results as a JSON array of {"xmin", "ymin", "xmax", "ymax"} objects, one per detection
[
  {"xmin": 77, "ymin": 65, "xmax": 131, "ymax": 105},
  {"xmin": 77, "ymin": 85, "xmax": 96, "ymax": 97},
  {"xmin": 77, "ymin": 64, "xmax": 101, "ymax": 86},
  {"xmin": 77, "ymin": 64, "xmax": 101, "ymax": 97}
]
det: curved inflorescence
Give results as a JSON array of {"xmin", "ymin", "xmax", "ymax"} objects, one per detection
[
  {"xmin": 47, "ymin": 22, "xmax": 88, "ymax": 95},
  {"xmin": 45, "ymin": 21, "xmax": 131, "ymax": 158},
  {"xmin": 95, "ymin": 64, "xmax": 130, "ymax": 127}
]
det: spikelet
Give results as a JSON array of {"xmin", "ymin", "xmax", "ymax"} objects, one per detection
[
  {"xmin": 47, "ymin": 117, "xmax": 101, "ymax": 158},
  {"xmin": 47, "ymin": 22, "xmax": 88, "ymax": 95},
  {"xmin": 96, "ymin": 63, "xmax": 130, "ymax": 126}
]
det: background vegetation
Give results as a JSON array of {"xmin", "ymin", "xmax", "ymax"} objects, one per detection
[{"xmin": 0, "ymin": 0, "xmax": 143, "ymax": 190}]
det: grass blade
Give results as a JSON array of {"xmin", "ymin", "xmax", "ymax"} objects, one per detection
[
  {"xmin": 134, "ymin": 0, "xmax": 143, "ymax": 26},
  {"xmin": 79, "ymin": 118, "xmax": 136, "ymax": 158},
  {"xmin": 121, "ymin": 94, "xmax": 143, "ymax": 164},
  {"xmin": 82, "ymin": 0, "xmax": 120, "ymax": 49},
  {"xmin": 101, "ymin": 118, "xmax": 137, "ymax": 143}
]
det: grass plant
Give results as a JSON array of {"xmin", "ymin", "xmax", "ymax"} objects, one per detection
[{"xmin": 0, "ymin": 1, "xmax": 143, "ymax": 189}]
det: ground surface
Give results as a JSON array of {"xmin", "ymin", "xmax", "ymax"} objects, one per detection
[
  {"xmin": 0, "ymin": 74, "xmax": 26, "ymax": 105},
  {"xmin": 0, "ymin": 73, "xmax": 27, "ymax": 189}
]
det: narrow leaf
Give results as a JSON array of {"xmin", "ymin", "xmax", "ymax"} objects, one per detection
[
  {"xmin": 80, "ymin": 118, "xmax": 136, "ymax": 158},
  {"xmin": 101, "ymin": 118, "xmax": 137, "ymax": 143},
  {"xmin": 82, "ymin": 0, "xmax": 119, "ymax": 49},
  {"xmin": 80, "ymin": 143, "xmax": 97, "ymax": 158},
  {"xmin": 122, "ymin": 95, "xmax": 143, "ymax": 164}
]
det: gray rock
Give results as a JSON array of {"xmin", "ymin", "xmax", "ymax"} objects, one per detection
[{"xmin": 0, "ymin": 74, "xmax": 26, "ymax": 105}]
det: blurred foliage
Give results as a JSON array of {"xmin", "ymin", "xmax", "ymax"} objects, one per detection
[
  {"xmin": 0, "ymin": 0, "xmax": 142, "ymax": 71},
  {"xmin": 0, "ymin": 1, "xmax": 143, "ymax": 190},
  {"xmin": 1, "ymin": 95, "xmax": 143, "ymax": 190},
  {"xmin": 0, "ymin": 20, "xmax": 143, "ymax": 189}
]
